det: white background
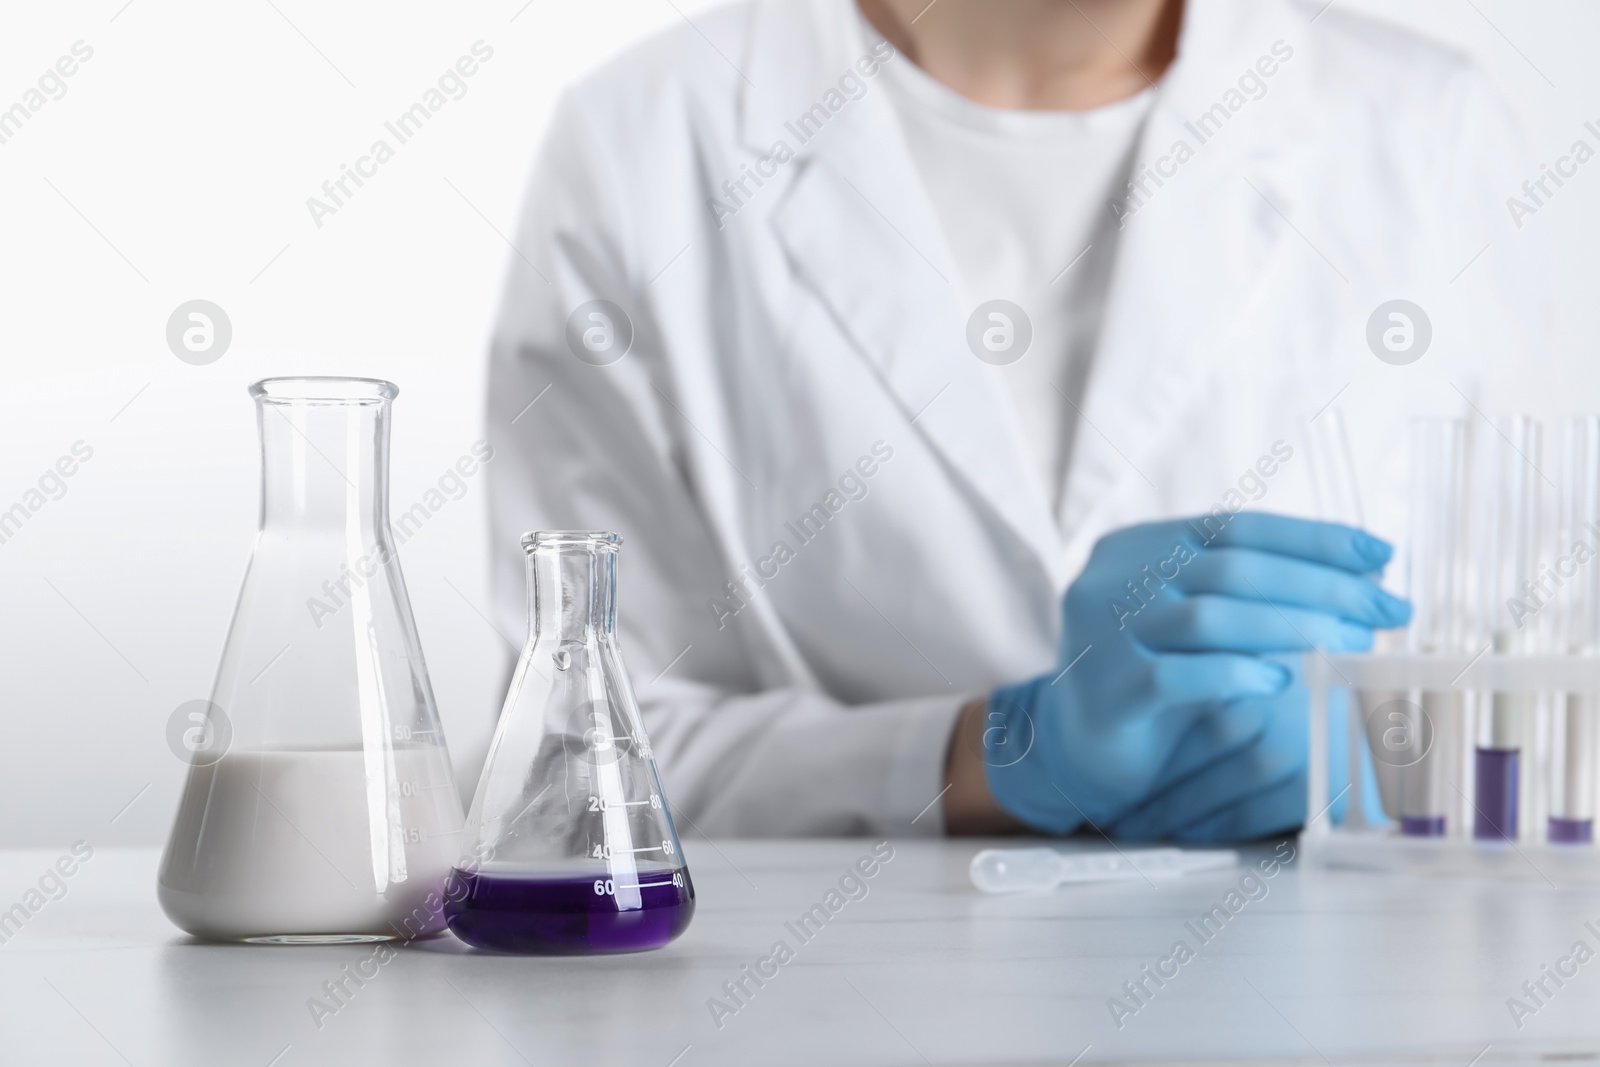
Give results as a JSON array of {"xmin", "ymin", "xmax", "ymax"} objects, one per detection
[{"xmin": 0, "ymin": 0, "xmax": 1595, "ymax": 846}]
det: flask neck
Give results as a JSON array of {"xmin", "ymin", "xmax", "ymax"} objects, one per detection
[
  {"xmin": 528, "ymin": 539, "xmax": 618, "ymax": 645},
  {"xmin": 256, "ymin": 397, "xmax": 390, "ymax": 535}
]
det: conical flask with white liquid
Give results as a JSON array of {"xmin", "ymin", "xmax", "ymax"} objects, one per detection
[
  {"xmin": 445, "ymin": 532, "xmax": 695, "ymax": 954},
  {"xmin": 158, "ymin": 377, "xmax": 464, "ymax": 943}
]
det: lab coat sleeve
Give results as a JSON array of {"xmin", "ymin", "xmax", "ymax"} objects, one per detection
[{"xmin": 485, "ymin": 92, "xmax": 965, "ymax": 837}]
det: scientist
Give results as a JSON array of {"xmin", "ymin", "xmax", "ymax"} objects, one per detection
[{"xmin": 486, "ymin": 0, "xmax": 1526, "ymax": 839}]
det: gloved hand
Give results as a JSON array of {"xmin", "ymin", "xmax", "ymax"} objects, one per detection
[
  {"xmin": 1113, "ymin": 656, "xmax": 1388, "ymax": 842},
  {"xmin": 1110, "ymin": 655, "xmax": 1307, "ymax": 842},
  {"xmin": 982, "ymin": 512, "xmax": 1410, "ymax": 836}
]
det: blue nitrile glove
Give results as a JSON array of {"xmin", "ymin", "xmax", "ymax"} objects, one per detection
[
  {"xmin": 1112, "ymin": 659, "xmax": 1389, "ymax": 842},
  {"xmin": 1110, "ymin": 654, "xmax": 1307, "ymax": 841},
  {"xmin": 982, "ymin": 513, "xmax": 1410, "ymax": 836}
]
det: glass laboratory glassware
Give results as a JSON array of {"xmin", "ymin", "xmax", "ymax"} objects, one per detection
[
  {"xmin": 1475, "ymin": 416, "xmax": 1543, "ymax": 840},
  {"xmin": 445, "ymin": 532, "xmax": 694, "ymax": 954},
  {"xmin": 1306, "ymin": 408, "xmax": 1398, "ymax": 825},
  {"xmin": 1400, "ymin": 417, "xmax": 1469, "ymax": 837},
  {"xmin": 1551, "ymin": 416, "xmax": 1600, "ymax": 844},
  {"xmin": 158, "ymin": 377, "xmax": 464, "ymax": 943}
]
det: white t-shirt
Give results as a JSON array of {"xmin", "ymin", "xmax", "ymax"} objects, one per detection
[{"xmin": 879, "ymin": 54, "xmax": 1155, "ymax": 516}]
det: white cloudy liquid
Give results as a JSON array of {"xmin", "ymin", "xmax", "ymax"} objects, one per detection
[{"xmin": 158, "ymin": 746, "xmax": 462, "ymax": 942}]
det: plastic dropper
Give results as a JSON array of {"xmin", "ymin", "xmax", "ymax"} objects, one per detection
[{"xmin": 969, "ymin": 847, "xmax": 1239, "ymax": 894}]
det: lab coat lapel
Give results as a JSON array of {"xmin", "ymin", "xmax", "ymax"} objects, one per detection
[
  {"xmin": 746, "ymin": 2, "xmax": 1064, "ymax": 580},
  {"xmin": 1057, "ymin": 0, "xmax": 1316, "ymax": 547}
]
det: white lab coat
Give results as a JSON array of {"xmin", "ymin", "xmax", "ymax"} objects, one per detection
[{"xmin": 487, "ymin": 0, "xmax": 1536, "ymax": 835}]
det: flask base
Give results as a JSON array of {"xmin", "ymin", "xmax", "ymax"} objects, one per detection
[{"xmin": 443, "ymin": 867, "xmax": 694, "ymax": 955}]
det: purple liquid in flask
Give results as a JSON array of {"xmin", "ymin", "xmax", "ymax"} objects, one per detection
[
  {"xmin": 445, "ymin": 867, "xmax": 695, "ymax": 954},
  {"xmin": 450, "ymin": 532, "xmax": 697, "ymax": 956}
]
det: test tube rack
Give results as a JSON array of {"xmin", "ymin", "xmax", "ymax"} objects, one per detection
[{"xmin": 1304, "ymin": 652, "xmax": 1600, "ymax": 881}]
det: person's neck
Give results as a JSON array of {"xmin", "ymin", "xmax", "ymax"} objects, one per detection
[{"xmin": 858, "ymin": 0, "xmax": 1183, "ymax": 111}]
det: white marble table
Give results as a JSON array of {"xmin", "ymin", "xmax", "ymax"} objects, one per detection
[{"xmin": 1, "ymin": 838, "xmax": 1597, "ymax": 1066}]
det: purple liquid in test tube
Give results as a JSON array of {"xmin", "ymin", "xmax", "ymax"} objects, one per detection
[
  {"xmin": 1400, "ymin": 814, "xmax": 1445, "ymax": 837},
  {"xmin": 1472, "ymin": 748, "xmax": 1518, "ymax": 840},
  {"xmin": 1549, "ymin": 817, "xmax": 1594, "ymax": 844},
  {"xmin": 444, "ymin": 868, "xmax": 695, "ymax": 954}
]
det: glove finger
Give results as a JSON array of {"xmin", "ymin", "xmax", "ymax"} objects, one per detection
[
  {"xmin": 1086, "ymin": 518, "xmax": 1219, "ymax": 565},
  {"xmin": 1171, "ymin": 773, "xmax": 1308, "ymax": 843},
  {"xmin": 1146, "ymin": 695, "xmax": 1280, "ymax": 790},
  {"xmin": 1111, "ymin": 702, "xmax": 1307, "ymax": 840},
  {"xmin": 1138, "ymin": 595, "xmax": 1374, "ymax": 653},
  {"xmin": 1195, "ymin": 511, "xmax": 1391, "ymax": 573},
  {"xmin": 1117, "ymin": 764, "xmax": 1306, "ymax": 843},
  {"xmin": 1144, "ymin": 652, "xmax": 1292, "ymax": 709},
  {"xmin": 1175, "ymin": 548, "xmax": 1409, "ymax": 628}
]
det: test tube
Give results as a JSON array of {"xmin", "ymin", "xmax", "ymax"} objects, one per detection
[
  {"xmin": 1402, "ymin": 418, "xmax": 1468, "ymax": 837},
  {"xmin": 1306, "ymin": 409, "xmax": 1365, "ymax": 528},
  {"xmin": 1306, "ymin": 410, "xmax": 1399, "ymax": 825},
  {"xmin": 1475, "ymin": 416, "xmax": 1542, "ymax": 841},
  {"xmin": 1550, "ymin": 416, "xmax": 1600, "ymax": 844}
]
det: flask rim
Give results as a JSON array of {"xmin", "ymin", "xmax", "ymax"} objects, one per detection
[
  {"xmin": 249, "ymin": 376, "xmax": 399, "ymax": 405},
  {"xmin": 521, "ymin": 530, "xmax": 622, "ymax": 552}
]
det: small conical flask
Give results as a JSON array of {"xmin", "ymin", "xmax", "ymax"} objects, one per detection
[
  {"xmin": 158, "ymin": 377, "xmax": 464, "ymax": 943},
  {"xmin": 445, "ymin": 532, "xmax": 695, "ymax": 954}
]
